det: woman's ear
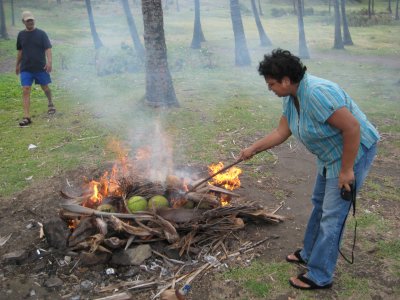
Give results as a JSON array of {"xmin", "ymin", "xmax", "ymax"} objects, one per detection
[{"xmin": 282, "ymin": 76, "xmax": 291, "ymax": 86}]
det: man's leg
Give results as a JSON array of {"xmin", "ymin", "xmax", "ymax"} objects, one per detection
[
  {"xmin": 40, "ymin": 84, "xmax": 55, "ymax": 111},
  {"xmin": 22, "ymin": 86, "xmax": 32, "ymax": 118}
]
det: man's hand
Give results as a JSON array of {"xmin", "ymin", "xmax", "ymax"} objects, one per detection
[
  {"xmin": 44, "ymin": 63, "xmax": 52, "ymax": 73},
  {"xmin": 339, "ymin": 168, "xmax": 355, "ymax": 192},
  {"xmin": 15, "ymin": 65, "xmax": 20, "ymax": 75}
]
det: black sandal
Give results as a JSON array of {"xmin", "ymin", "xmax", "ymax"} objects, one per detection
[
  {"xmin": 48, "ymin": 105, "xmax": 56, "ymax": 114},
  {"xmin": 289, "ymin": 273, "xmax": 333, "ymax": 290},
  {"xmin": 19, "ymin": 117, "xmax": 32, "ymax": 127},
  {"xmin": 286, "ymin": 249, "xmax": 306, "ymax": 264}
]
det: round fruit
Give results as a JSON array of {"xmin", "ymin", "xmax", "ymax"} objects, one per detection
[
  {"xmin": 127, "ymin": 196, "xmax": 148, "ymax": 212},
  {"xmin": 148, "ymin": 195, "xmax": 169, "ymax": 209},
  {"xmin": 97, "ymin": 204, "xmax": 116, "ymax": 213}
]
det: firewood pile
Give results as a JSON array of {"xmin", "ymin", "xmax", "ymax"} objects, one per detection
[{"xmin": 42, "ymin": 165, "xmax": 284, "ymax": 299}]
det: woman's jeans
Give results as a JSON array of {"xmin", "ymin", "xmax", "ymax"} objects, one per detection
[{"xmin": 299, "ymin": 143, "xmax": 377, "ymax": 286}]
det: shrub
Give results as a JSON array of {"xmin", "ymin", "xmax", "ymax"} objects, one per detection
[{"xmin": 347, "ymin": 10, "xmax": 393, "ymax": 27}]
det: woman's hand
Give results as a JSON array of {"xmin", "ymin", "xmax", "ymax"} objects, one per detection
[
  {"xmin": 239, "ymin": 146, "xmax": 257, "ymax": 161},
  {"xmin": 339, "ymin": 168, "xmax": 355, "ymax": 191}
]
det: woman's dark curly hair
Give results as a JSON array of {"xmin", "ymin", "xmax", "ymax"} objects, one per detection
[{"xmin": 258, "ymin": 49, "xmax": 307, "ymax": 83}]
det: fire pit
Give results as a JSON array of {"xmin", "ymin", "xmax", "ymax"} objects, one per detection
[{"xmin": 38, "ymin": 145, "xmax": 284, "ymax": 298}]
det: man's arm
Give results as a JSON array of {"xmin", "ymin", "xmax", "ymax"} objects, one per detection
[
  {"xmin": 327, "ymin": 107, "xmax": 360, "ymax": 191},
  {"xmin": 44, "ymin": 48, "xmax": 52, "ymax": 73},
  {"xmin": 16, "ymin": 50, "xmax": 22, "ymax": 75},
  {"xmin": 239, "ymin": 116, "xmax": 292, "ymax": 160}
]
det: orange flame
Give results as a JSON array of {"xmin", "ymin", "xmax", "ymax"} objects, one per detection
[
  {"xmin": 83, "ymin": 139, "xmax": 129, "ymax": 207},
  {"xmin": 208, "ymin": 162, "xmax": 242, "ymax": 191}
]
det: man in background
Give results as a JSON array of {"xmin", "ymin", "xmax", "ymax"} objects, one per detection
[{"xmin": 16, "ymin": 11, "xmax": 55, "ymax": 127}]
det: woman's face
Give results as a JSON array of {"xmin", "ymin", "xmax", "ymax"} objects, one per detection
[{"xmin": 265, "ymin": 76, "xmax": 291, "ymax": 97}]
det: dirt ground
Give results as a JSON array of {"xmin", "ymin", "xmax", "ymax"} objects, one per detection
[{"xmin": 1, "ymin": 143, "xmax": 399, "ymax": 300}]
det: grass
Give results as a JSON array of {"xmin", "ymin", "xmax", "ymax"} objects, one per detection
[
  {"xmin": 0, "ymin": 0, "xmax": 399, "ymax": 298},
  {"xmin": 223, "ymin": 260, "xmax": 296, "ymax": 298}
]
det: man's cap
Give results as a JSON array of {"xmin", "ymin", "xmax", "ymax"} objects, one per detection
[{"xmin": 22, "ymin": 11, "xmax": 35, "ymax": 21}]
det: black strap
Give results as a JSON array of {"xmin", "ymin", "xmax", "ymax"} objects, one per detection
[{"xmin": 338, "ymin": 181, "xmax": 357, "ymax": 264}]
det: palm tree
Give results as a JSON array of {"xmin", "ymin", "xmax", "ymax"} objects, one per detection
[
  {"xmin": 258, "ymin": 0, "xmax": 263, "ymax": 16},
  {"xmin": 250, "ymin": 0, "xmax": 272, "ymax": 47},
  {"xmin": 341, "ymin": 0, "xmax": 353, "ymax": 45},
  {"xmin": 229, "ymin": 0, "xmax": 251, "ymax": 66},
  {"xmin": 85, "ymin": 0, "xmax": 103, "ymax": 49},
  {"xmin": 333, "ymin": 0, "xmax": 344, "ymax": 49},
  {"xmin": 0, "ymin": 0, "xmax": 8, "ymax": 39},
  {"xmin": 11, "ymin": 0, "xmax": 15, "ymax": 26},
  {"xmin": 297, "ymin": 0, "xmax": 309, "ymax": 58},
  {"xmin": 190, "ymin": 0, "xmax": 206, "ymax": 49},
  {"xmin": 141, "ymin": 0, "xmax": 179, "ymax": 107},
  {"xmin": 121, "ymin": 0, "xmax": 145, "ymax": 59}
]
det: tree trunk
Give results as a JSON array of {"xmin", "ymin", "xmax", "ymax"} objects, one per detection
[
  {"xmin": 297, "ymin": 0, "xmax": 309, "ymax": 58},
  {"xmin": 176, "ymin": 0, "xmax": 180, "ymax": 12},
  {"xmin": 11, "ymin": 0, "xmax": 15, "ymax": 26},
  {"xmin": 396, "ymin": 0, "xmax": 399, "ymax": 20},
  {"xmin": 142, "ymin": 0, "xmax": 179, "ymax": 107},
  {"xmin": 85, "ymin": 0, "xmax": 103, "ymax": 49},
  {"xmin": 341, "ymin": 0, "xmax": 353, "ymax": 45},
  {"xmin": 121, "ymin": 0, "xmax": 145, "ymax": 59},
  {"xmin": 0, "ymin": 0, "xmax": 8, "ymax": 39},
  {"xmin": 329, "ymin": 0, "xmax": 331, "ymax": 15},
  {"xmin": 190, "ymin": 0, "xmax": 205, "ymax": 49},
  {"xmin": 258, "ymin": 0, "xmax": 263, "ymax": 16},
  {"xmin": 333, "ymin": 0, "xmax": 344, "ymax": 49},
  {"xmin": 388, "ymin": 0, "xmax": 392, "ymax": 13},
  {"xmin": 368, "ymin": 0, "xmax": 372, "ymax": 18},
  {"xmin": 293, "ymin": 0, "xmax": 297, "ymax": 14},
  {"xmin": 250, "ymin": 0, "xmax": 272, "ymax": 46},
  {"xmin": 57, "ymin": 0, "xmax": 61, "ymax": 4},
  {"xmin": 229, "ymin": 0, "xmax": 251, "ymax": 66}
]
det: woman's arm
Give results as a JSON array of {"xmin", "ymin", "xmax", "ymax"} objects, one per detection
[{"xmin": 327, "ymin": 107, "xmax": 360, "ymax": 191}]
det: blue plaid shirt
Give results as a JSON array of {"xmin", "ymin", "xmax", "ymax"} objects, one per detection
[{"xmin": 283, "ymin": 74, "xmax": 380, "ymax": 178}]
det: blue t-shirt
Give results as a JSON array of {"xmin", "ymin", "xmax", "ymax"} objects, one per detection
[
  {"xmin": 17, "ymin": 28, "xmax": 52, "ymax": 72},
  {"xmin": 283, "ymin": 74, "xmax": 380, "ymax": 178}
]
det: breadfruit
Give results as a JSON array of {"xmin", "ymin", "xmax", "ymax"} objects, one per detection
[
  {"xmin": 148, "ymin": 195, "xmax": 169, "ymax": 209},
  {"xmin": 127, "ymin": 196, "xmax": 148, "ymax": 212}
]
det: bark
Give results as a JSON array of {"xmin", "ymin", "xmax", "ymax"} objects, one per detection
[
  {"xmin": 333, "ymin": 0, "xmax": 344, "ymax": 49},
  {"xmin": 250, "ymin": 0, "xmax": 272, "ymax": 46},
  {"xmin": 388, "ymin": 0, "xmax": 392, "ymax": 14},
  {"xmin": 142, "ymin": 0, "xmax": 179, "ymax": 107},
  {"xmin": 396, "ymin": 0, "xmax": 399, "ymax": 20},
  {"xmin": 341, "ymin": 0, "xmax": 353, "ymax": 45},
  {"xmin": 297, "ymin": 0, "xmax": 309, "ymax": 58},
  {"xmin": 85, "ymin": 0, "xmax": 103, "ymax": 49},
  {"xmin": 190, "ymin": 0, "xmax": 206, "ymax": 49},
  {"xmin": 0, "ymin": 0, "xmax": 8, "ymax": 39},
  {"xmin": 229, "ymin": 0, "xmax": 251, "ymax": 66},
  {"xmin": 121, "ymin": 0, "xmax": 145, "ymax": 59}
]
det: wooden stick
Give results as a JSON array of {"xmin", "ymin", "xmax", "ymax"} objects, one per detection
[{"xmin": 186, "ymin": 159, "xmax": 243, "ymax": 194}]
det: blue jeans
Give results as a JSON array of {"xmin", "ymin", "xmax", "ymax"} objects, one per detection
[{"xmin": 299, "ymin": 143, "xmax": 377, "ymax": 286}]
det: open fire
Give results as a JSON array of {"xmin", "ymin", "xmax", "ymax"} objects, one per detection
[{"xmin": 45, "ymin": 141, "xmax": 284, "ymax": 297}]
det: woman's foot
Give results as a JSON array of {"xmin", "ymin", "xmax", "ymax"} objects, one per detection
[
  {"xmin": 289, "ymin": 273, "xmax": 332, "ymax": 290},
  {"xmin": 286, "ymin": 249, "xmax": 306, "ymax": 264}
]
